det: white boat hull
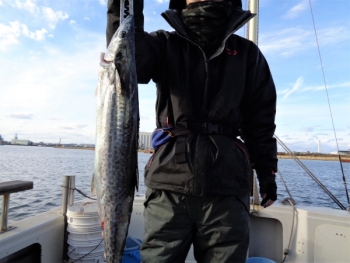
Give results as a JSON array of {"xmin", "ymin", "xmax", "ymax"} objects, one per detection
[{"xmin": 0, "ymin": 196, "xmax": 349, "ymax": 263}]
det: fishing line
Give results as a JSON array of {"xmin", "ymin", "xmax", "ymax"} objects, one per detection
[
  {"xmin": 275, "ymin": 135, "xmax": 347, "ymax": 210},
  {"xmin": 61, "ymin": 185, "xmax": 97, "ymax": 200},
  {"xmin": 70, "ymin": 239, "xmax": 104, "ymax": 263},
  {"xmin": 277, "ymin": 169, "xmax": 295, "ymax": 202},
  {"xmin": 308, "ymin": 0, "xmax": 350, "ymax": 206}
]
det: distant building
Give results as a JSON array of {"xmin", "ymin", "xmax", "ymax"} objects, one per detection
[
  {"xmin": 330, "ymin": 150, "xmax": 350, "ymax": 156},
  {"xmin": 0, "ymin": 134, "xmax": 3, "ymax": 142},
  {"xmin": 81, "ymin": 144, "xmax": 95, "ymax": 148},
  {"xmin": 11, "ymin": 139, "xmax": 33, "ymax": 146},
  {"xmin": 139, "ymin": 132, "xmax": 152, "ymax": 150},
  {"xmin": 318, "ymin": 140, "xmax": 322, "ymax": 153}
]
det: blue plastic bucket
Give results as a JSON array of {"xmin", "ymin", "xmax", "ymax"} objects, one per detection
[
  {"xmin": 122, "ymin": 236, "xmax": 142, "ymax": 263},
  {"xmin": 246, "ymin": 257, "xmax": 276, "ymax": 263}
]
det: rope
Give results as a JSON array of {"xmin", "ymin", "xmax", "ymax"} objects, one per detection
[
  {"xmin": 70, "ymin": 239, "xmax": 104, "ymax": 263},
  {"xmin": 277, "ymin": 169, "xmax": 295, "ymax": 203},
  {"xmin": 67, "ymin": 247, "xmax": 75, "ymax": 256},
  {"xmin": 307, "ymin": 0, "xmax": 350, "ymax": 206},
  {"xmin": 275, "ymin": 135, "xmax": 347, "ymax": 210},
  {"xmin": 280, "ymin": 198, "xmax": 296, "ymax": 263},
  {"xmin": 278, "ymin": 175, "xmax": 297, "ymax": 263},
  {"xmin": 61, "ymin": 185, "xmax": 97, "ymax": 200}
]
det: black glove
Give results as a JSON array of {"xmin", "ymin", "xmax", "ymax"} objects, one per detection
[
  {"xmin": 106, "ymin": 0, "xmax": 144, "ymax": 46},
  {"xmin": 256, "ymin": 168, "xmax": 277, "ymax": 206}
]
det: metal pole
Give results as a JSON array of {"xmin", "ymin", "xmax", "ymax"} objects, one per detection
[
  {"xmin": 67, "ymin": 176, "xmax": 75, "ymax": 206},
  {"xmin": 1, "ymin": 194, "xmax": 10, "ymax": 232},
  {"xmin": 61, "ymin": 175, "xmax": 75, "ymax": 262},
  {"xmin": 247, "ymin": 0, "xmax": 259, "ymax": 45},
  {"xmin": 252, "ymin": 172, "xmax": 260, "ymax": 206},
  {"xmin": 61, "ymin": 175, "xmax": 75, "ymax": 215},
  {"xmin": 61, "ymin": 176, "xmax": 69, "ymax": 215}
]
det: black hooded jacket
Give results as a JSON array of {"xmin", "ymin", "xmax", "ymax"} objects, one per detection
[{"xmin": 107, "ymin": 0, "xmax": 278, "ymax": 196}]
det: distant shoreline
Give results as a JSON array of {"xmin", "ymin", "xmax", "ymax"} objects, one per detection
[
  {"xmin": 6, "ymin": 145, "xmax": 349, "ymax": 162},
  {"xmin": 278, "ymin": 154, "xmax": 350, "ymax": 162},
  {"xmin": 53, "ymin": 146, "xmax": 95, "ymax": 150},
  {"xmin": 53, "ymin": 146, "xmax": 154, "ymax": 153}
]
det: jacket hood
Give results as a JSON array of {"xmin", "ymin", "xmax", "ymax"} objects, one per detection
[
  {"xmin": 169, "ymin": 0, "xmax": 242, "ymax": 11},
  {"xmin": 162, "ymin": 6, "xmax": 254, "ymax": 60},
  {"xmin": 162, "ymin": 6, "xmax": 254, "ymax": 57}
]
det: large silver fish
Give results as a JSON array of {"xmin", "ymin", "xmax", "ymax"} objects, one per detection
[{"xmin": 92, "ymin": 12, "xmax": 139, "ymax": 263}]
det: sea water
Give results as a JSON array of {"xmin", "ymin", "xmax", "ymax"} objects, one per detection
[{"xmin": 0, "ymin": 145, "xmax": 349, "ymax": 223}]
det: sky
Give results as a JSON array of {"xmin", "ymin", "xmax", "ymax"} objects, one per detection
[{"xmin": 0, "ymin": 0, "xmax": 349, "ymax": 153}]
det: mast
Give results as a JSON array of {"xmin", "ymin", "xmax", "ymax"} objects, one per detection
[
  {"xmin": 247, "ymin": 0, "xmax": 261, "ymax": 207},
  {"xmin": 246, "ymin": 0, "xmax": 259, "ymax": 45}
]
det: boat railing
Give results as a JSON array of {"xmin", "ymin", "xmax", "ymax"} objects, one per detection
[{"xmin": 0, "ymin": 180, "xmax": 33, "ymax": 234}]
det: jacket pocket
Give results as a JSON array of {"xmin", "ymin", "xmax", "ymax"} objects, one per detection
[
  {"xmin": 232, "ymin": 138, "xmax": 252, "ymax": 173},
  {"xmin": 143, "ymin": 188, "xmax": 161, "ymax": 208},
  {"xmin": 202, "ymin": 135, "xmax": 252, "ymax": 192}
]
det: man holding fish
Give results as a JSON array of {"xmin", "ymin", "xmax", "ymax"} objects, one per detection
[{"xmin": 106, "ymin": 0, "xmax": 277, "ymax": 262}]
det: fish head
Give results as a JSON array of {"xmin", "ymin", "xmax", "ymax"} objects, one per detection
[{"xmin": 104, "ymin": 15, "xmax": 135, "ymax": 63}]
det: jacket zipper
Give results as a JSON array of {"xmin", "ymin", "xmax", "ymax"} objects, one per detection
[{"xmin": 171, "ymin": 34, "xmax": 209, "ymax": 195}]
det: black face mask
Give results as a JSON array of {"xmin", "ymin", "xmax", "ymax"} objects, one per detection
[{"xmin": 181, "ymin": 1, "xmax": 233, "ymax": 49}]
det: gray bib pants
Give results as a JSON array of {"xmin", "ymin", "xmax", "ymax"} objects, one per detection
[{"xmin": 140, "ymin": 188, "xmax": 250, "ymax": 263}]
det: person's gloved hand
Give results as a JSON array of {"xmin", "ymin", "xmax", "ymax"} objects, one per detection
[{"xmin": 256, "ymin": 168, "xmax": 277, "ymax": 208}]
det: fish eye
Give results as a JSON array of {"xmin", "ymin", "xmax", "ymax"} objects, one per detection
[{"xmin": 119, "ymin": 31, "xmax": 127, "ymax": 38}]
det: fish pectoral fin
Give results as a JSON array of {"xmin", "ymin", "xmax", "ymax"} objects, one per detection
[
  {"xmin": 100, "ymin": 52, "xmax": 106, "ymax": 62},
  {"xmin": 100, "ymin": 52, "xmax": 113, "ymax": 65}
]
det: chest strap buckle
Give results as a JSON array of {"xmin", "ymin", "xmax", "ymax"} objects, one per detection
[{"xmin": 204, "ymin": 122, "xmax": 219, "ymax": 134}]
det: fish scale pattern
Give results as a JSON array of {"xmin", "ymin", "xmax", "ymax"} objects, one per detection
[{"xmin": 93, "ymin": 14, "xmax": 139, "ymax": 263}]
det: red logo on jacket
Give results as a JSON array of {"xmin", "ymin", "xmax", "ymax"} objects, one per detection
[{"xmin": 225, "ymin": 48, "xmax": 237, "ymax": 56}]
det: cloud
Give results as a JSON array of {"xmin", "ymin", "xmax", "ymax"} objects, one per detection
[
  {"xmin": 8, "ymin": 1, "xmax": 69, "ymax": 29},
  {"xmin": 301, "ymin": 81, "xmax": 350, "ymax": 92},
  {"xmin": 300, "ymin": 127, "xmax": 314, "ymax": 132},
  {"xmin": 98, "ymin": 0, "xmax": 107, "ymax": 5},
  {"xmin": 42, "ymin": 7, "xmax": 69, "ymax": 29},
  {"xmin": 314, "ymin": 133, "xmax": 329, "ymax": 136},
  {"xmin": 0, "ymin": 23, "xmax": 21, "ymax": 49},
  {"xmin": 0, "ymin": 27, "xmax": 105, "ymax": 143},
  {"xmin": 0, "ymin": 21, "xmax": 47, "ymax": 50},
  {"xmin": 278, "ymin": 81, "xmax": 350, "ymax": 98},
  {"xmin": 48, "ymin": 117, "xmax": 64, "ymax": 121},
  {"xmin": 59, "ymin": 123, "xmax": 88, "ymax": 130},
  {"xmin": 284, "ymin": 0, "xmax": 308, "ymax": 19},
  {"xmin": 84, "ymin": 17, "xmax": 90, "ymax": 21},
  {"xmin": 7, "ymin": 113, "xmax": 34, "ymax": 119},
  {"xmin": 282, "ymin": 77, "xmax": 303, "ymax": 100},
  {"xmin": 29, "ymin": 50, "xmax": 40, "ymax": 54},
  {"xmin": 13, "ymin": 0, "xmax": 38, "ymax": 13},
  {"xmin": 25, "ymin": 27, "xmax": 47, "ymax": 40},
  {"xmin": 260, "ymin": 28, "xmax": 309, "ymax": 57},
  {"xmin": 259, "ymin": 27, "xmax": 350, "ymax": 57},
  {"xmin": 69, "ymin": 20, "xmax": 77, "ymax": 26}
]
